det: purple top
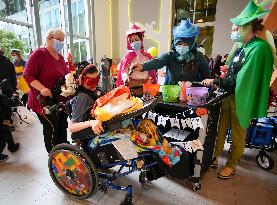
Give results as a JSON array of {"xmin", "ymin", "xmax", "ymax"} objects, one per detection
[{"xmin": 23, "ymin": 48, "xmax": 69, "ymax": 115}]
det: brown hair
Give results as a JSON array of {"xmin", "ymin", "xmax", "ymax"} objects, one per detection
[
  {"xmin": 11, "ymin": 50, "xmax": 24, "ymax": 62},
  {"xmin": 251, "ymin": 19, "xmax": 264, "ymax": 33}
]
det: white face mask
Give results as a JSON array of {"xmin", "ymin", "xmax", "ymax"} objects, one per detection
[
  {"xmin": 130, "ymin": 41, "xmax": 142, "ymax": 51},
  {"xmin": 175, "ymin": 45, "xmax": 190, "ymax": 55},
  {"xmin": 230, "ymin": 30, "xmax": 244, "ymax": 42},
  {"xmin": 12, "ymin": 56, "xmax": 18, "ymax": 61}
]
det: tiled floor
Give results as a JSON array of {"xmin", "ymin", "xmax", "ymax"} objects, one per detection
[{"xmin": 0, "ymin": 119, "xmax": 277, "ymax": 205}]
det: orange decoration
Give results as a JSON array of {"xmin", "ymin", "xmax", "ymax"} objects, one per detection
[{"xmin": 196, "ymin": 108, "xmax": 208, "ymax": 117}]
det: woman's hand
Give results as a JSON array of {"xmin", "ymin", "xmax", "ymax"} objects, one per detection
[
  {"xmin": 90, "ymin": 120, "xmax": 104, "ymax": 135},
  {"xmin": 202, "ymin": 79, "xmax": 214, "ymax": 86},
  {"xmin": 40, "ymin": 88, "xmax": 52, "ymax": 97}
]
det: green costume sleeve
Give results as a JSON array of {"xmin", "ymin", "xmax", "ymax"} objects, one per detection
[
  {"xmin": 142, "ymin": 53, "xmax": 170, "ymax": 71},
  {"xmin": 235, "ymin": 39, "xmax": 273, "ymax": 128}
]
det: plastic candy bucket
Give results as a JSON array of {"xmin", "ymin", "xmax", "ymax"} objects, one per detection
[
  {"xmin": 143, "ymin": 83, "xmax": 160, "ymax": 97},
  {"xmin": 162, "ymin": 85, "xmax": 180, "ymax": 103},
  {"xmin": 186, "ymin": 87, "xmax": 209, "ymax": 106}
]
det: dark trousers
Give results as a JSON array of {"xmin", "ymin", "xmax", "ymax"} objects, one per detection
[
  {"xmin": 0, "ymin": 124, "xmax": 16, "ymax": 154},
  {"xmin": 37, "ymin": 111, "xmax": 68, "ymax": 153}
]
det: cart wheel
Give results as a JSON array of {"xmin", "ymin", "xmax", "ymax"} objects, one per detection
[
  {"xmin": 256, "ymin": 152, "xmax": 274, "ymax": 171},
  {"xmin": 139, "ymin": 171, "xmax": 146, "ymax": 184},
  {"xmin": 120, "ymin": 194, "xmax": 133, "ymax": 205},
  {"xmin": 192, "ymin": 182, "xmax": 202, "ymax": 192},
  {"xmin": 48, "ymin": 143, "xmax": 99, "ymax": 199}
]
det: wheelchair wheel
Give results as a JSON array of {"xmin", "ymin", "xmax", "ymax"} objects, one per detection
[
  {"xmin": 256, "ymin": 151, "xmax": 274, "ymax": 171},
  {"xmin": 48, "ymin": 143, "xmax": 99, "ymax": 199}
]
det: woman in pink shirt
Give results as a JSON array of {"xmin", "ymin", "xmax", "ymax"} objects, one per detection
[
  {"xmin": 116, "ymin": 24, "xmax": 157, "ymax": 96},
  {"xmin": 24, "ymin": 29, "xmax": 69, "ymax": 153}
]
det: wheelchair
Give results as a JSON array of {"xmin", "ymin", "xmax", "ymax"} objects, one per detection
[{"xmin": 47, "ymin": 96, "xmax": 194, "ymax": 205}]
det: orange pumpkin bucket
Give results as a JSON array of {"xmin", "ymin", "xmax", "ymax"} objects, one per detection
[{"xmin": 143, "ymin": 83, "xmax": 160, "ymax": 97}]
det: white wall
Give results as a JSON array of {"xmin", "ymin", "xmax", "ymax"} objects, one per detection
[
  {"xmin": 212, "ymin": 0, "xmax": 249, "ymax": 56},
  {"xmin": 94, "ymin": 0, "xmax": 112, "ymax": 63},
  {"xmin": 118, "ymin": 0, "xmax": 172, "ymax": 58}
]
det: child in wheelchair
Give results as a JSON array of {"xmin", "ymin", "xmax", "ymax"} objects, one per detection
[{"xmin": 67, "ymin": 64, "xmax": 104, "ymax": 147}]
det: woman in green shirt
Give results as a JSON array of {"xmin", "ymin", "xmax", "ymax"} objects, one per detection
[{"xmin": 202, "ymin": 1, "xmax": 274, "ymax": 179}]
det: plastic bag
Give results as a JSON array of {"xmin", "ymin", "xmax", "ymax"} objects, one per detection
[{"xmin": 11, "ymin": 106, "xmax": 37, "ymax": 130}]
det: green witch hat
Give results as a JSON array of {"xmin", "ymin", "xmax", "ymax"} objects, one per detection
[{"xmin": 230, "ymin": 1, "xmax": 270, "ymax": 26}]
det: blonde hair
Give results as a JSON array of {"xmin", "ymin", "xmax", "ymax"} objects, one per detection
[
  {"xmin": 44, "ymin": 28, "xmax": 65, "ymax": 45},
  {"xmin": 45, "ymin": 28, "xmax": 64, "ymax": 39}
]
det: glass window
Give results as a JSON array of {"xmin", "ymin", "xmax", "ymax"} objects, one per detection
[
  {"xmin": 72, "ymin": 2, "xmax": 78, "ymax": 35},
  {"xmin": 0, "ymin": 0, "xmax": 29, "ymax": 23},
  {"xmin": 0, "ymin": 22, "xmax": 31, "ymax": 58},
  {"xmin": 78, "ymin": 0, "xmax": 85, "ymax": 36},
  {"xmin": 175, "ymin": 0, "xmax": 218, "ymax": 56},
  {"xmin": 39, "ymin": 0, "xmax": 62, "ymax": 42}
]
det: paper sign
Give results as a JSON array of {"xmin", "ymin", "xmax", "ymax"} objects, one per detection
[
  {"xmin": 183, "ymin": 141, "xmax": 193, "ymax": 153},
  {"xmin": 191, "ymin": 117, "xmax": 204, "ymax": 130},
  {"xmin": 181, "ymin": 118, "xmax": 192, "ymax": 129},
  {"xmin": 163, "ymin": 128, "xmax": 190, "ymax": 141},
  {"xmin": 181, "ymin": 139, "xmax": 204, "ymax": 153},
  {"xmin": 157, "ymin": 115, "xmax": 168, "ymax": 127},
  {"xmin": 112, "ymin": 138, "xmax": 138, "ymax": 160},
  {"xmin": 191, "ymin": 139, "xmax": 204, "ymax": 152},
  {"xmin": 148, "ymin": 111, "xmax": 157, "ymax": 122},
  {"xmin": 169, "ymin": 118, "xmax": 180, "ymax": 129}
]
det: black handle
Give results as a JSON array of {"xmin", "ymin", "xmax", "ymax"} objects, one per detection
[{"xmin": 191, "ymin": 81, "xmax": 204, "ymax": 86}]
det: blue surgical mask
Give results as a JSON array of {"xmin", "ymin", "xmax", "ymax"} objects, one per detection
[
  {"xmin": 230, "ymin": 31, "xmax": 244, "ymax": 42},
  {"xmin": 175, "ymin": 45, "xmax": 190, "ymax": 55},
  {"xmin": 130, "ymin": 41, "xmax": 142, "ymax": 51},
  {"xmin": 53, "ymin": 39, "xmax": 64, "ymax": 52}
]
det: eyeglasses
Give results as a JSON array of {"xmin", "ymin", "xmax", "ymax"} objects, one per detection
[
  {"xmin": 231, "ymin": 27, "xmax": 239, "ymax": 32},
  {"xmin": 51, "ymin": 36, "xmax": 64, "ymax": 42}
]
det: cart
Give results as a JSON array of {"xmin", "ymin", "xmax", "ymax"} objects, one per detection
[
  {"xmin": 227, "ymin": 115, "xmax": 277, "ymax": 171},
  {"xmin": 47, "ymin": 90, "xmax": 226, "ymax": 204},
  {"xmin": 145, "ymin": 90, "xmax": 225, "ymax": 191}
]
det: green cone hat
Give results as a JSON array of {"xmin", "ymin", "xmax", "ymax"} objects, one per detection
[{"xmin": 230, "ymin": 1, "xmax": 270, "ymax": 26}]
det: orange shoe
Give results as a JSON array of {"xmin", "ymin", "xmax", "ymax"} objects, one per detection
[{"xmin": 217, "ymin": 167, "xmax": 236, "ymax": 180}]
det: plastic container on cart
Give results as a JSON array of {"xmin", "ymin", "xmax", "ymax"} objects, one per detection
[
  {"xmin": 186, "ymin": 87, "xmax": 209, "ymax": 106},
  {"xmin": 143, "ymin": 83, "xmax": 160, "ymax": 97},
  {"xmin": 161, "ymin": 85, "xmax": 180, "ymax": 103}
]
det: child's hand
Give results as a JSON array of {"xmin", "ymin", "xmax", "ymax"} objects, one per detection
[{"xmin": 90, "ymin": 120, "xmax": 104, "ymax": 135}]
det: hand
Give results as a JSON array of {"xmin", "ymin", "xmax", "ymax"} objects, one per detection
[
  {"xmin": 202, "ymin": 79, "xmax": 214, "ymax": 86},
  {"xmin": 159, "ymin": 70, "xmax": 166, "ymax": 77},
  {"xmin": 40, "ymin": 88, "xmax": 52, "ymax": 97},
  {"xmin": 185, "ymin": 81, "xmax": 192, "ymax": 87},
  {"xmin": 130, "ymin": 62, "xmax": 143, "ymax": 72},
  {"xmin": 90, "ymin": 120, "xmax": 104, "ymax": 135}
]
